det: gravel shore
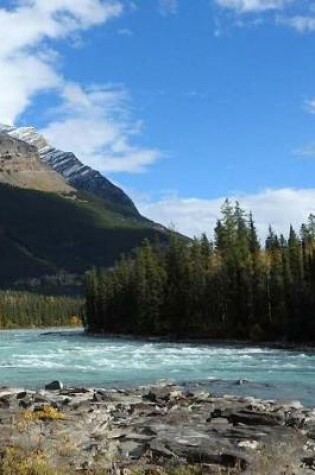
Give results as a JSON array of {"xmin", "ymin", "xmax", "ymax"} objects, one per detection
[{"xmin": 0, "ymin": 382, "xmax": 315, "ymax": 474}]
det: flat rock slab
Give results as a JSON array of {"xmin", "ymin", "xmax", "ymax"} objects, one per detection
[{"xmin": 0, "ymin": 384, "xmax": 314, "ymax": 474}]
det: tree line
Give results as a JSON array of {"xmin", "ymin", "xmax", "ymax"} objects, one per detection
[
  {"xmin": 85, "ymin": 200, "xmax": 315, "ymax": 343},
  {"xmin": 0, "ymin": 291, "xmax": 83, "ymax": 329}
]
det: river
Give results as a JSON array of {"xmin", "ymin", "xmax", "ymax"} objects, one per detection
[{"xmin": 0, "ymin": 328, "xmax": 314, "ymax": 406}]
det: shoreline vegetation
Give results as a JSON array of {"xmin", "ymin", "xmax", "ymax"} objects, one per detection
[
  {"xmin": 85, "ymin": 201, "xmax": 315, "ymax": 344},
  {"xmin": 0, "ymin": 291, "xmax": 83, "ymax": 329},
  {"xmin": 2, "ymin": 200, "xmax": 314, "ymax": 346},
  {"xmin": 0, "ymin": 382, "xmax": 314, "ymax": 475}
]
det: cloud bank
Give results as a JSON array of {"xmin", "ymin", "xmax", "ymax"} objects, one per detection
[
  {"xmin": 0, "ymin": 0, "xmax": 122, "ymax": 124},
  {"xmin": 41, "ymin": 83, "xmax": 162, "ymax": 173},
  {"xmin": 136, "ymin": 188, "xmax": 315, "ymax": 240}
]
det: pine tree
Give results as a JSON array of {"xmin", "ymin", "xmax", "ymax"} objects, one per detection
[{"xmin": 85, "ymin": 202, "xmax": 315, "ymax": 344}]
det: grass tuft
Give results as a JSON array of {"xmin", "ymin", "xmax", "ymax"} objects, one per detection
[{"xmin": 21, "ymin": 406, "xmax": 65, "ymax": 422}]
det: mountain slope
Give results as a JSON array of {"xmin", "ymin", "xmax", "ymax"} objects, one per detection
[
  {"xmin": 0, "ymin": 132, "xmax": 73, "ymax": 193},
  {"xmin": 5, "ymin": 126, "xmax": 140, "ymax": 218},
  {"xmin": 0, "ymin": 183, "xmax": 169, "ymax": 289},
  {"xmin": 0, "ymin": 125, "xmax": 171, "ymax": 292}
]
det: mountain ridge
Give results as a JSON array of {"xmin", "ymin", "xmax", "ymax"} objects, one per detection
[
  {"xmin": 3, "ymin": 125, "xmax": 141, "ymax": 218},
  {"xmin": 0, "ymin": 125, "xmax": 170, "ymax": 292}
]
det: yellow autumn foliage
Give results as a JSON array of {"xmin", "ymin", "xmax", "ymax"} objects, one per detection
[{"xmin": 21, "ymin": 406, "xmax": 64, "ymax": 422}]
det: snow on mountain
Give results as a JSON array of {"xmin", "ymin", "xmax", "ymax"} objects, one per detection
[{"xmin": 3, "ymin": 125, "xmax": 140, "ymax": 217}]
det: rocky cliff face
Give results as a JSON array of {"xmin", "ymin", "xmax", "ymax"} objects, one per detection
[
  {"xmin": 4, "ymin": 126, "xmax": 140, "ymax": 218},
  {"xmin": 0, "ymin": 132, "xmax": 73, "ymax": 193},
  {"xmin": 0, "ymin": 132, "xmax": 37, "ymax": 158}
]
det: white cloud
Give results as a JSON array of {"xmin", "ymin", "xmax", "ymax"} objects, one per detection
[
  {"xmin": 136, "ymin": 188, "xmax": 315, "ymax": 239},
  {"xmin": 280, "ymin": 15, "xmax": 315, "ymax": 32},
  {"xmin": 0, "ymin": 0, "xmax": 122, "ymax": 58},
  {"xmin": 0, "ymin": 0, "xmax": 123, "ymax": 124},
  {"xmin": 214, "ymin": 0, "xmax": 315, "ymax": 34},
  {"xmin": 0, "ymin": 53, "xmax": 61, "ymax": 126},
  {"xmin": 41, "ymin": 83, "xmax": 162, "ymax": 173},
  {"xmin": 159, "ymin": 0, "xmax": 178, "ymax": 15},
  {"xmin": 215, "ymin": 0, "xmax": 293, "ymax": 13}
]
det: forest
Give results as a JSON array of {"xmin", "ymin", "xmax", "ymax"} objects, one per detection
[
  {"xmin": 0, "ymin": 291, "xmax": 83, "ymax": 329},
  {"xmin": 85, "ymin": 200, "xmax": 315, "ymax": 343}
]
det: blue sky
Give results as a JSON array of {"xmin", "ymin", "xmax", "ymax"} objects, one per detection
[{"xmin": 1, "ymin": 0, "xmax": 315, "ymax": 237}]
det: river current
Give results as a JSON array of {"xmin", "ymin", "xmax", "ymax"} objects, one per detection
[{"xmin": 0, "ymin": 328, "xmax": 314, "ymax": 407}]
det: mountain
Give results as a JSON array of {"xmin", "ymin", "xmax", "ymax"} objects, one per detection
[
  {"xmin": 4, "ymin": 126, "xmax": 140, "ymax": 218},
  {"xmin": 0, "ymin": 132, "xmax": 73, "ymax": 193},
  {"xmin": 0, "ymin": 183, "xmax": 169, "ymax": 292},
  {"xmin": 0, "ymin": 128, "xmax": 170, "ymax": 292}
]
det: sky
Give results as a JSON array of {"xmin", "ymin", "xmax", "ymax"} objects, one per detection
[{"xmin": 0, "ymin": 0, "xmax": 315, "ymax": 239}]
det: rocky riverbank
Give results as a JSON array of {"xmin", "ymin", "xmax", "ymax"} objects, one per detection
[{"xmin": 0, "ymin": 383, "xmax": 315, "ymax": 474}]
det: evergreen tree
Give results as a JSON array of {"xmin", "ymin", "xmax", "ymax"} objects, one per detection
[{"xmin": 85, "ymin": 201, "xmax": 315, "ymax": 343}]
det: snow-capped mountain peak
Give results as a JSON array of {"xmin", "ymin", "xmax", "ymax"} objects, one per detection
[{"xmin": 6, "ymin": 125, "xmax": 140, "ymax": 217}]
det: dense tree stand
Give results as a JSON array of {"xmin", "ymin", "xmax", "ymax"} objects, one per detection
[{"xmin": 86, "ymin": 201, "xmax": 315, "ymax": 343}]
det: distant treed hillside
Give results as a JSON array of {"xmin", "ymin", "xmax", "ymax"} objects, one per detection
[
  {"xmin": 0, "ymin": 184, "xmax": 169, "ymax": 289},
  {"xmin": 0, "ymin": 291, "xmax": 83, "ymax": 328}
]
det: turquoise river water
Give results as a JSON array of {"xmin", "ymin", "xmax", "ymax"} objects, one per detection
[{"xmin": 0, "ymin": 328, "xmax": 314, "ymax": 407}]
